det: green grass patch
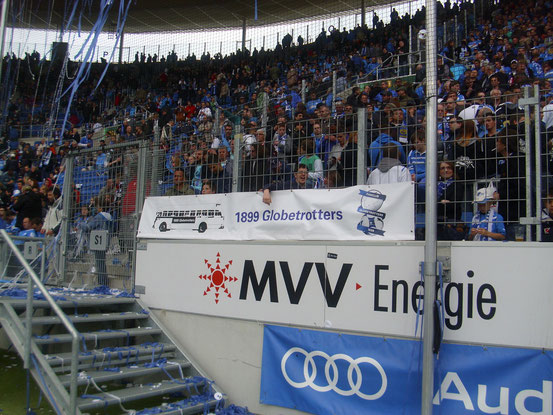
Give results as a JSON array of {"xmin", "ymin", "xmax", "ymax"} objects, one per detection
[
  {"xmin": 0, "ymin": 349, "xmax": 55, "ymax": 415},
  {"xmin": 0, "ymin": 350, "xmax": 202, "ymax": 415}
]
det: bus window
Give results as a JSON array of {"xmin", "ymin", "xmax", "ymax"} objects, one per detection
[
  {"xmin": 184, "ymin": 210, "xmax": 189, "ymax": 216},
  {"xmin": 216, "ymin": 211, "xmax": 222, "ymax": 216},
  {"xmin": 163, "ymin": 211, "xmax": 167, "ymax": 216},
  {"xmin": 208, "ymin": 210, "xmax": 214, "ymax": 217},
  {"xmin": 202, "ymin": 210, "xmax": 207, "ymax": 216},
  {"xmin": 190, "ymin": 211, "xmax": 195, "ymax": 217}
]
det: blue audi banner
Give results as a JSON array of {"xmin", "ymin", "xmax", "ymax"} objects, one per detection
[{"xmin": 260, "ymin": 325, "xmax": 553, "ymax": 415}]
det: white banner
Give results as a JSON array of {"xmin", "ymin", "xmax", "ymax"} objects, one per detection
[
  {"xmin": 137, "ymin": 183, "xmax": 414, "ymax": 241},
  {"xmin": 136, "ymin": 241, "xmax": 553, "ymax": 349}
]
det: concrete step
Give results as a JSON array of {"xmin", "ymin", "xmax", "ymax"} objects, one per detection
[
  {"xmin": 47, "ymin": 343, "xmax": 177, "ymax": 373},
  {"xmin": 29, "ymin": 311, "xmax": 149, "ymax": 325},
  {"xmin": 59, "ymin": 359, "xmax": 191, "ymax": 387},
  {"xmin": 8, "ymin": 296, "xmax": 136, "ymax": 309},
  {"xmin": 34, "ymin": 327, "xmax": 161, "ymax": 344},
  {"xmin": 137, "ymin": 400, "xmax": 219, "ymax": 415},
  {"xmin": 77, "ymin": 379, "xmax": 208, "ymax": 411}
]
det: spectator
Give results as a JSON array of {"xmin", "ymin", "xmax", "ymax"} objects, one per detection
[
  {"xmin": 85, "ymin": 197, "xmax": 112, "ymax": 286},
  {"xmin": 242, "ymin": 143, "xmax": 269, "ymax": 192},
  {"xmin": 262, "ymin": 163, "xmax": 314, "ymax": 205},
  {"xmin": 42, "ymin": 187, "xmax": 62, "ymax": 236},
  {"xmin": 273, "ymin": 123, "xmax": 292, "ymax": 158},
  {"xmin": 16, "ymin": 216, "xmax": 38, "ymax": 245},
  {"xmin": 448, "ymin": 119, "xmax": 486, "ymax": 203},
  {"xmin": 13, "ymin": 185, "xmax": 42, "ymax": 229},
  {"xmin": 205, "ymin": 153, "xmax": 231, "ymax": 194},
  {"xmin": 165, "ymin": 168, "xmax": 194, "ymax": 196},
  {"xmin": 437, "ymin": 161, "xmax": 466, "ymax": 240},
  {"xmin": 367, "ymin": 144, "xmax": 411, "ymax": 185},
  {"xmin": 369, "ymin": 121, "xmax": 406, "ymax": 169},
  {"xmin": 542, "ymin": 188, "xmax": 553, "ymax": 242},
  {"xmin": 469, "ymin": 188, "xmax": 506, "ymax": 241},
  {"xmin": 494, "ymin": 129, "xmax": 526, "ymax": 239},
  {"xmin": 298, "ymin": 138, "xmax": 323, "ymax": 186},
  {"xmin": 201, "ymin": 180, "xmax": 216, "ymax": 195}
]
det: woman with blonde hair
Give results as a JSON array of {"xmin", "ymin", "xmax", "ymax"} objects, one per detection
[{"xmin": 447, "ymin": 118, "xmax": 486, "ymax": 208}]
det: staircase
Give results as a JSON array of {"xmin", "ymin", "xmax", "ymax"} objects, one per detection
[{"xmin": 0, "ymin": 288, "xmax": 229, "ymax": 415}]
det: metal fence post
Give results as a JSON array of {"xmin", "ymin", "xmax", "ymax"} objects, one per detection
[
  {"xmin": 0, "ymin": 239, "xmax": 6, "ymax": 276},
  {"xmin": 150, "ymin": 126, "xmax": 161, "ymax": 196},
  {"xmin": 464, "ymin": 9, "xmax": 468, "ymax": 39},
  {"xmin": 534, "ymin": 85, "xmax": 543, "ymax": 241},
  {"xmin": 408, "ymin": 25, "xmax": 413, "ymax": 75},
  {"xmin": 357, "ymin": 108, "xmax": 367, "ymax": 185},
  {"xmin": 454, "ymin": 15, "xmax": 458, "ymax": 48},
  {"xmin": 40, "ymin": 239, "xmax": 46, "ymax": 282},
  {"xmin": 131, "ymin": 142, "xmax": 148, "ymax": 290},
  {"xmin": 301, "ymin": 79, "xmax": 306, "ymax": 104},
  {"xmin": 332, "ymin": 71, "xmax": 337, "ymax": 114},
  {"xmin": 214, "ymin": 107, "xmax": 221, "ymax": 134},
  {"xmin": 522, "ymin": 87, "xmax": 534, "ymax": 241},
  {"xmin": 59, "ymin": 155, "xmax": 74, "ymax": 283},
  {"xmin": 232, "ymin": 130, "xmax": 241, "ymax": 193},
  {"xmin": 262, "ymin": 93, "xmax": 268, "ymax": 127}
]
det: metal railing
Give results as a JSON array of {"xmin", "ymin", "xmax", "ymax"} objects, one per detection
[{"xmin": 0, "ymin": 229, "xmax": 80, "ymax": 415}]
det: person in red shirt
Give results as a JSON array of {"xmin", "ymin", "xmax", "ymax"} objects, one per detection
[{"xmin": 184, "ymin": 101, "xmax": 196, "ymax": 119}]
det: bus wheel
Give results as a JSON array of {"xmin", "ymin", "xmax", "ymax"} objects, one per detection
[
  {"xmin": 198, "ymin": 222, "xmax": 207, "ymax": 233},
  {"xmin": 159, "ymin": 222, "xmax": 167, "ymax": 232}
]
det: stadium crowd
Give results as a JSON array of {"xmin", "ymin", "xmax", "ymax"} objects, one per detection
[{"xmin": 0, "ymin": 0, "xmax": 552, "ymax": 242}]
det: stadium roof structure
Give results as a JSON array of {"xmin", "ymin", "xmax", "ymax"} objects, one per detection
[{"xmin": 26, "ymin": 0, "xmax": 401, "ymax": 34}]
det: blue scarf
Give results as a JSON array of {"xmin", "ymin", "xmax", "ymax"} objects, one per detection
[{"xmin": 437, "ymin": 178, "xmax": 453, "ymax": 199}]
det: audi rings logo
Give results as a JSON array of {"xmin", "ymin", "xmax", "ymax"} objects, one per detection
[{"xmin": 280, "ymin": 347, "xmax": 387, "ymax": 400}]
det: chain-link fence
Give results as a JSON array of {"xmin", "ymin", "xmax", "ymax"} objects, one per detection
[
  {"xmin": 1, "ymin": 83, "xmax": 550, "ymax": 290},
  {"xmin": 1, "ymin": 0, "xmax": 552, "ymax": 290}
]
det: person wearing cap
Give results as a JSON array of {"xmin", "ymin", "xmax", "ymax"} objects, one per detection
[{"xmin": 469, "ymin": 188, "xmax": 506, "ymax": 241}]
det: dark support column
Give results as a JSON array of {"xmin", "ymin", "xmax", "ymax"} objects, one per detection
[
  {"xmin": 242, "ymin": 18, "xmax": 247, "ymax": 51},
  {"xmin": 118, "ymin": 29, "xmax": 125, "ymax": 64}
]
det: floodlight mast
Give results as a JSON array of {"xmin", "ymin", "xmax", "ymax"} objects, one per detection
[{"xmin": 422, "ymin": 0, "xmax": 438, "ymax": 412}]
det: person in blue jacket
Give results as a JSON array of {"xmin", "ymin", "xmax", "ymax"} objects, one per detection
[{"xmin": 368, "ymin": 121, "xmax": 406, "ymax": 170}]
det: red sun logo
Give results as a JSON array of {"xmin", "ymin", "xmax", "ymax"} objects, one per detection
[{"xmin": 198, "ymin": 252, "xmax": 237, "ymax": 304}]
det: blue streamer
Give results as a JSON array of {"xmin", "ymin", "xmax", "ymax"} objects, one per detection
[{"xmin": 31, "ymin": 355, "xmax": 63, "ymax": 415}]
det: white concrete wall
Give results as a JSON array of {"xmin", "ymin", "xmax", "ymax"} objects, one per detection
[{"xmin": 150, "ymin": 309, "xmax": 311, "ymax": 415}]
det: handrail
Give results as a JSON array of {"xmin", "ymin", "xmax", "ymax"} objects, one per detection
[{"xmin": 0, "ymin": 229, "xmax": 79, "ymax": 415}]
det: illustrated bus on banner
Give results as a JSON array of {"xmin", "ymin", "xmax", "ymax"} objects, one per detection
[{"xmin": 152, "ymin": 205, "xmax": 224, "ymax": 233}]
